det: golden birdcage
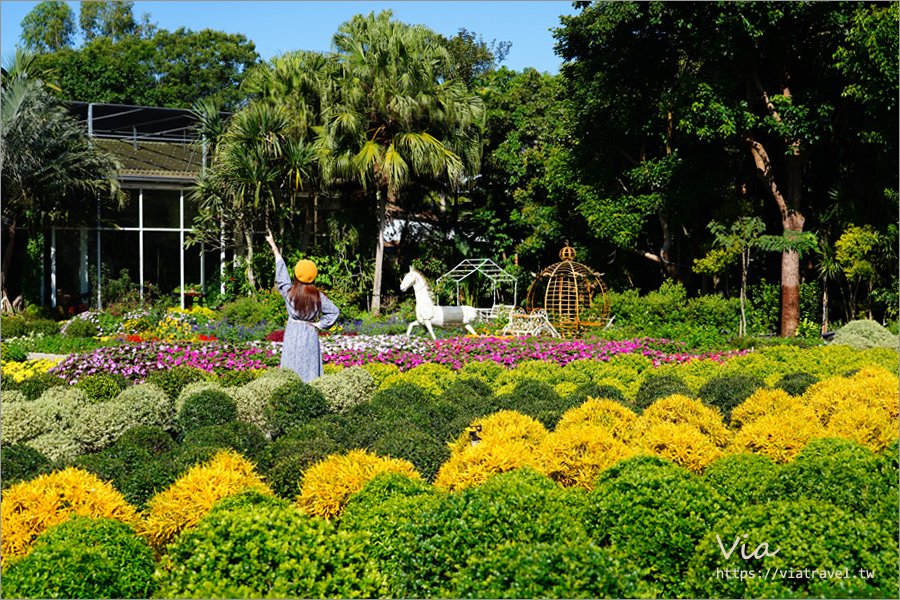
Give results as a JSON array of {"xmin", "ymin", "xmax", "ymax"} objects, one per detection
[{"xmin": 525, "ymin": 242, "xmax": 610, "ymax": 337}]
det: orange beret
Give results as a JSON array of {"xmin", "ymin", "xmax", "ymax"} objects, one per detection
[{"xmin": 294, "ymin": 259, "xmax": 317, "ymax": 283}]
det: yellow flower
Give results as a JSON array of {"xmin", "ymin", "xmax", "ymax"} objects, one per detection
[{"xmin": 0, "ymin": 358, "xmax": 63, "ymax": 382}]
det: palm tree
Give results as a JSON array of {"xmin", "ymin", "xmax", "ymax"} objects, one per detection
[
  {"xmin": 1, "ymin": 49, "xmax": 122, "ymax": 310},
  {"xmin": 242, "ymin": 51, "xmax": 334, "ymax": 251},
  {"xmin": 323, "ymin": 10, "xmax": 485, "ymax": 314},
  {"xmin": 190, "ymin": 101, "xmax": 316, "ymax": 290}
]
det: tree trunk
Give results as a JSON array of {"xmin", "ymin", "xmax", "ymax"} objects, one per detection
[
  {"xmin": 747, "ymin": 137, "xmax": 805, "ymax": 337},
  {"xmin": 371, "ymin": 188, "xmax": 386, "ymax": 315},
  {"xmin": 821, "ymin": 278, "xmax": 829, "ymax": 334},
  {"xmin": 740, "ymin": 247, "xmax": 749, "ymax": 337},
  {"xmin": 244, "ymin": 228, "xmax": 256, "ymax": 291},
  {"xmin": 301, "ymin": 191, "xmax": 315, "ymax": 253},
  {"xmin": 1, "ymin": 216, "xmax": 16, "ymax": 313},
  {"xmin": 657, "ymin": 208, "xmax": 680, "ymax": 281},
  {"xmin": 41, "ymin": 217, "xmax": 52, "ymax": 307},
  {"xmin": 780, "ymin": 245, "xmax": 801, "ymax": 337}
]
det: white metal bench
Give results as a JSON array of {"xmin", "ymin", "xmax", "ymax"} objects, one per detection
[{"xmin": 500, "ymin": 308, "xmax": 561, "ymax": 338}]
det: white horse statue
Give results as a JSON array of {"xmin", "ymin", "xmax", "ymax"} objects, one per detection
[{"xmin": 400, "ymin": 268, "xmax": 479, "ymax": 339}]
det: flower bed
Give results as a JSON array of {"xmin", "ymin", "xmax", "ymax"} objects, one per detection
[
  {"xmin": 320, "ymin": 334, "xmax": 750, "ymax": 370},
  {"xmin": 32, "ymin": 335, "xmax": 749, "ymax": 385},
  {"xmin": 48, "ymin": 340, "xmax": 279, "ymax": 384}
]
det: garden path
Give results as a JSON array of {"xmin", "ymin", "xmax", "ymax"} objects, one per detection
[{"xmin": 28, "ymin": 352, "xmax": 69, "ymax": 362}]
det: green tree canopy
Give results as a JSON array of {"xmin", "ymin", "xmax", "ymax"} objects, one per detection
[
  {"xmin": 79, "ymin": 0, "xmax": 156, "ymax": 41},
  {"xmin": 24, "ymin": 8, "xmax": 259, "ymax": 111},
  {"xmin": 20, "ymin": 1, "xmax": 75, "ymax": 53},
  {"xmin": 436, "ymin": 28, "xmax": 511, "ymax": 89},
  {"xmin": 152, "ymin": 28, "xmax": 260, "ymax": 110},
  {"xmin": 554, "ymin": 1, "xmax": 898, "ymax": 335}
]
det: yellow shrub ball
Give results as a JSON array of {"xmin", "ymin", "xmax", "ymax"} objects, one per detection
[
  {"xmin": 556, "ymin": 396, "xmax": 639, "ymax": 441},
  {"xmin": 297, "ymin": 449, "xmax": 421, "ymax": 520},
  {"xmin": 1, "ymin": 467, "xmax": 138, "ymax": 566},
  {"xmin": 730, "ymin": 388, "xmax": 796, "ymax": 430},
  {"xmin": 728, "ymin": 405, "xmax": 824, "ymax": 463},
  {"xmin": 537, "ymin": 422, "xmax": 633, "ymax": 489},
  {"xmin": 639, "ymin": 394, "xmax": 730, "ymax": 447},
  {"xmin": 800, "ymin": 368, "xmax": 899, "ymax": 429},
  {"xmin": 825, "ymin": 404, "xmax": 897, "ymax": 452},
  {"xmin": 137, "ymin": 449, "xmax": 272, "ymax": 553},
  {"xmin": 435, "ymin": 410, "xmax": 548, "ymax": 491},
  {"xmin": 637, "ymin": 421, "xmax": 723, "ymax": 473}
]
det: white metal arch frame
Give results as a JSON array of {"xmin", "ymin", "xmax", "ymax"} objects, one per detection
[{"xmin": 436, "ymin": 258, "xmax": 518, "ymax": 309}]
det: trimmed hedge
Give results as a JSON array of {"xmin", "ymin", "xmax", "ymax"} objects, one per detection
[
  {"xmin": 265, "ymin": 381, "xmax": 330, "ymax": 438},
  {"xmin": 0, "ymin": 444, "xmax": 54, "ymax": 489},
  {"xmin": 386, "ymin": 468, "xmax": 589, "ymax": 598},
  {"xmin": 685, "ymin": 500, "xmax": 898, "ymax": 598},
  {"xmin": 175, "ymin": 388, "xmax": 239, "ymax": 436},
  {"xmin": 582, "ymin": 456, "xmax": 729, "ymax": 597},
  {"xmin": 698, "ymin": 374, "xmax": 767, "ymax": 423},
  {"xmin": 0, "ymin": 516, "xmax": 155, "ymax": 599},
  {"xmin": 156, "ymin": 499, "xmax": 383, "ymax": 599},
  {"xmin": 634, "ymin": 374, "xmax": 693, "ymax": 411}
]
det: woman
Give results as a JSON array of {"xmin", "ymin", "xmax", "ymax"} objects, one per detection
[{"xmin": 266, "ymin": 232, "xmax": 339, "ymax": 382}]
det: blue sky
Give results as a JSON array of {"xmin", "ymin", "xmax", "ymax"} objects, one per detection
[{"xmin": 1, "ymin": 1, "xmax": 580, "ymax": 74}]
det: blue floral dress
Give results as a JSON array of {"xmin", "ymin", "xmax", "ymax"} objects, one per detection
[{"xmin": 275, "ymin": 257, "xmax": 340, "ymax": 382}]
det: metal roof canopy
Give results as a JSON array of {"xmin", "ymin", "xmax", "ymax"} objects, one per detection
[
  {"xmin": 436, "ymin": 258, "xmax": 518, "ymax": 307},
  {"xmin": 66, "ymin": 102, "xmax": 231, "ymax": 143}
]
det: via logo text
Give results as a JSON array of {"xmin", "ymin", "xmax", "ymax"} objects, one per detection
[{"xmin": 717, "ymin": 534, "xmax": 780, "ymax": 560}]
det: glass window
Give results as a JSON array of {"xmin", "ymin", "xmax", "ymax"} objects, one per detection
[
  {"xmin": 143, "ymin": 189, "xmax": 182, "ymax": 229},
  {"xmin": 143, "ymin": 231, "xmax": 182, "ymax": 293},
  {"xmin": 101, "ymin": 189, "xmax": 139, "ymax": 228},
  {"xmin": 184, "ymin": 194, "xmax": 201, "ymax": 227},
  {"xmin": 53, "ymin": 229, "xmax": 83, "ymax": 303},
  {"xmin": 100, "ymin": 230, "xmax": 140, "ymax": 288}
]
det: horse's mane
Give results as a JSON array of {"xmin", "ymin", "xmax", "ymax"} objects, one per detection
[{"xmin": 409, "ymin": 268, "xmax": 436, "ymax": 303}]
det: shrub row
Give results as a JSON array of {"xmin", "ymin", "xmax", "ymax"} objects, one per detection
[
  {"xmin": 4, "ymin": 442, "xmax": 896, "ymax": 599},
  {"xmin": 4, "ymin": 360, "xmax": 896, "ymax": 504}
]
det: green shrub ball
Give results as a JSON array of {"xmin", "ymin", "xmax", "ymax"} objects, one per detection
[
  {"xmin": 371, "ymin": 422, "xmax": 449, "ymax": 482},
  {"xmin": 74, "ymin": 429, "xmax": 181, "ymax": 510},
  {"xmin": 64, "ymin": 318, "xmax": 98, "ymax": 338},
  {"xmin": 448, "ymin": 540, "xmax": 650, "ymax": 599},
  {"xmin": 699, "ymin": 374, "xmax": 767, "ymax": 422},
  {"xmin": 498, "ymin": 378, "xmax": 578, "ymax": 430},
  {"xmin": 583, "ymin": 456, "xmax": 729, "ymax": 597},
  {"xmin": 685, "ymin": 500, "xmax": 899, "ymax": 598},
  {"xmin": 145, "ymin": 365, "xmax": 210, "ymax": 399},
  {"xmin": 388, "ymin": 468, "xmax": 589, "ymax": 598},
  {"xmin": 175, "ymin": 388, "xmax": 238, "ymax": 436},
  {"xmin": 1, "ymin": 515, "xmax": 156, "ymax": 599},
  {"xmin": 218, "ymin": 368, "xmax": 259, "ymax": 387},
  {"xmin": 568, "ymin": 382, "xmax": 628, "ymax": 405},
  {"xmin": 257, "ymin": 425, "xmax": 341, "ymax": 499},
  {"xmin": 116, "ymin": 425, "xmax": 176, "ymax": 456},
  {"xmin": 702, "ymin": 452, "xmax": 779, "ymax": 506},
  {"xmin": 17, "ymin": 371, "xmax": 68, "ymax": 401},
  {"xmin": 157, "ymin": 500, "xmax": 383, "ymax": 599},
  {"xmin": 0, "ymin": 444, "xmax": 53, "ymax": 489},
  {"xmin": 181, "ymin": 420, "xmax": 268, "ymax": 463},
  {"xmin": 634, "ymin": 374, "xmax": 693, "ymax": 411},
  {"xmin": 774, "ymin": 371, "xmax": 820, "ymax": 396},
  {"xmin": 75, "ymin": 373, "xmax": 129, "ymax": 403},
  {"xmin": 265, "ymin": 381, "xmax": 329, "ymax": 438},
  {"xmin": 763, "ymin": 437, "xmax": 898, "ymax": 522},
  {"xmin": 438, "ymin": 377, "xmax": 498, "ymax": 416}
]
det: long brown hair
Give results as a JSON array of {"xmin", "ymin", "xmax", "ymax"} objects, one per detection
[{"xmin": 289, "ymin": 282, "xmax": 321, "ymax": 321}]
